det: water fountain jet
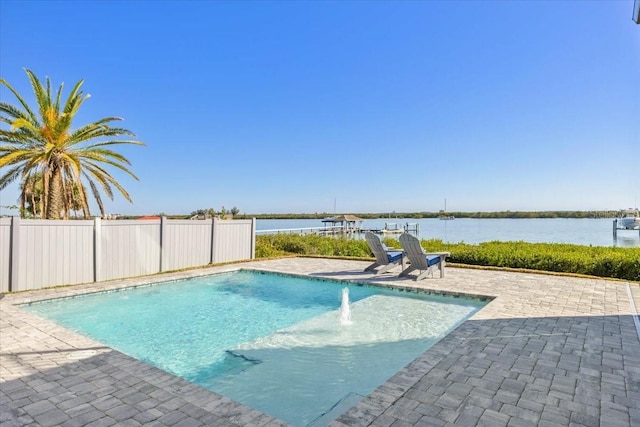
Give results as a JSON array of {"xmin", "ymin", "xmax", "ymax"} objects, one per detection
[{"xmin": 340, "ymin": 287, "xmax": 352, "ymax": 325}]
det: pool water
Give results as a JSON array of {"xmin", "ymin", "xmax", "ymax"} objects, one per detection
[{"xmin": 24, "ymin": 270, "xmax": 487, "ymax": 426}]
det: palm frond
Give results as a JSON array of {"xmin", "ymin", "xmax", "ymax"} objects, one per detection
[
  {"xmin": 62, "ymin": 79, "xmax": 86, "ymax": 116},
  {"xmin": 0, "ymin": 131, "xmax": 43, "ymax": 148},
  {"xmin": 0, "ymin": 101, "xmax": 34, "ymax": 124},
  {"xmin": 0, "ymin": 150, "xmax": 38, "ymax": 167},
  {"xmin": 10, "ymin": 117, "xmax": 40, "ymax": 133},
  {"xmin": 102, "ymin": 173, "xmax": 133, "ymax": 202},
  {"xmin": 83, "ymin": 139, "xmax": 146, "ymax": 150},
  {"xmin": 77, "ymin": 180, "xmax": 91, "ymax": 218},
  {"xmin": 87, "ymin": 116, "xmax": 124, "ymax": 126},
  {"xmin": 79, "ymin": 147, "xmax": 132, "ymax": 164},
  {"xmin": 0, "ymin": 164, "xmax": 24, "ymax": 190},
  {"xmin": 87, "ymin": 178, "xmax": 105, "ymax": 217},
  {"xmin": 84, "ymin": 165, "xmax": 115, "ymax": 200},
  {"xmin": 54, "ymin": 81, "xmax": 63, "ymax": 113},
  {"xmin": 82, "ymin": 155, "xmax": 140, "ymax": 180},
  {"xmin": 25, "ymin": 69, "xmax": 51, "ymax": 122},
  {"xmin": 67, "ymin": 125, "xmax": 137, "ymax": 144},
  {"xmin": 0, "ymin": 74, "xmax": 38, "ymax": 124},
  {"xmin": 60, "ymin": 153, "xmax": 82, "ymax": 180}
]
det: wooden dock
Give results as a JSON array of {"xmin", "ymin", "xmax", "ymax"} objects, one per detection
[{"xmin": 256, "ymin": 222, "xmax": 421, "ymax": 237}]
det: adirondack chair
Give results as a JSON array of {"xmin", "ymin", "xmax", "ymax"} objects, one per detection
[
  {"xmin": 399, "ymin": 233, "xmax": 450, "ymax": 280},
  {"xmin": 364, "ymin": 232, "xmax": 405, "ymax": 274}
]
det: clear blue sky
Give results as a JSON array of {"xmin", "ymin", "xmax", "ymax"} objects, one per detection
[{"xmin": 1, "ymin": 1, "xmax": 638, "ymax": 216}]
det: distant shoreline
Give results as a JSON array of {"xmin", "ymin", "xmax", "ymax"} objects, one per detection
[{"xmin": 119, "ymin": 210, "xmax": 626, "ymax": 220}]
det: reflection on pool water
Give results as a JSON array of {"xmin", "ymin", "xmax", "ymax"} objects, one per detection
[{"xmin": 24, "ymin": 270, "xmax": 487, "ymax": 426}]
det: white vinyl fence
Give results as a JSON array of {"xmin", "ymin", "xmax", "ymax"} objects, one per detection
[{"xmin": 0, "ymin": 217, "xmax": 256, "ymax": 293}]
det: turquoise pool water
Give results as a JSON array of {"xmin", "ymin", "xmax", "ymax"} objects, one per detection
[{"xmin": 24, "ymin": 270, "xmax": 487, "ymax": 426}]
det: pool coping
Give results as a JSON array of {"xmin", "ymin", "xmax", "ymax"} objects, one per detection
[
  {"xmin": 13, "ymin": 267, "xmax": 496, "ymax": 307},
  {"xmin": 2, "ymin": 257, "xmax": 639, "ymax": 426}
]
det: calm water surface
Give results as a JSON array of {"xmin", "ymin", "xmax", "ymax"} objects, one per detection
[
  {"xmin": 25, "ymin": 271, "xmax": 485, "ymax": 427},
  {"xmin": 257, "ymin": 218, "xmax": 640, "ymax": 248}
]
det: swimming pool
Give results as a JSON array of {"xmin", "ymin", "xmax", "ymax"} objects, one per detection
[{"xmin": 24, "ymin": 270, "xmax": 487, "ymax": 426}]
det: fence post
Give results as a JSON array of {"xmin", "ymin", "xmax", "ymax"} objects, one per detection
[
  {"xmin": 159, "ymin": 216, "xmax": 166, "ymax": 272},
  {"xmin": 250, "ymin": 218, "xmax": 256, "ymax": 259},
  {"xmin": 94, "ymin": 217, "xmax": 102, "ymax": 283},
  {"xmin": 210, "ymin": 217, "xmax": 217, "ymax": 264},
  {"xmin": 9, "ymin": 216, "xmax": 20, "ymax": 292}
]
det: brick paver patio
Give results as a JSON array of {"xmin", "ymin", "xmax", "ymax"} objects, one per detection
[{"xmin": 1, "ymin": 258, "xmax": 639, "ymax": 426}]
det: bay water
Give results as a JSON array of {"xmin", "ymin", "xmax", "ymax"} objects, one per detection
[{"xmin": 257, "ymin": 218, "xmax": 640, "ymax": 248}]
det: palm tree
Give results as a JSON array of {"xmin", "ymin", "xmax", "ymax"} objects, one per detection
[
  {"xmin": 19, "ymin": 171, "xmax": 89, "ymax": 219},
  {"xmin": 0, "ymin": 69, "xmax": 144, "ymax": 219},
  {"xmin": 19, "ymin": 171, "xmax": 44, "ymax": 218}
]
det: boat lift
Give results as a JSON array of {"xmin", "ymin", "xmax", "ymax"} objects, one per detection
[
  {"xmin": 613, "ymin": 219, "xmax": 640, "ymax": 239},
  {"xmin": 405, "ymin": 222, "xmax": 420, "ymax": 233}
]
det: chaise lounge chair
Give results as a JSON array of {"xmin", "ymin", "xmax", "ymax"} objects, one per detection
[
  {"xmin": 398, "ymin": 233, "xmax": 450, "ymax": 280},
  {"xmin": 364, "ymin": 232, "xmax": 405, "ymax": 274}
]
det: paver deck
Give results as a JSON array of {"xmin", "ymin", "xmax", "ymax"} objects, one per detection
[{"xmin": 1, "ymin": 258, "xmax": 639, "ymax": 426}]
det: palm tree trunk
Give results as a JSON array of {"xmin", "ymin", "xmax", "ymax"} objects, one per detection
[
  {"xmin": 61, "ymin": 179, "xmax": 69, "ymax": 220},
  {"xmin": 46, "ymin": 166, "xmax": 64, "ymax": 219},
  {"xmin": 42, "ymin": 173, "xmax": 49, "ymax": 219}
]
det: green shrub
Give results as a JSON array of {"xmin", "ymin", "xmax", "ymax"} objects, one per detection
[
  {"xmin": 255, "ymin": 234, "xmax": 640, "ymax": 281},
  {"xmin": 254, "ymin": 235, "xmax": 287, "ymax": 258}
]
